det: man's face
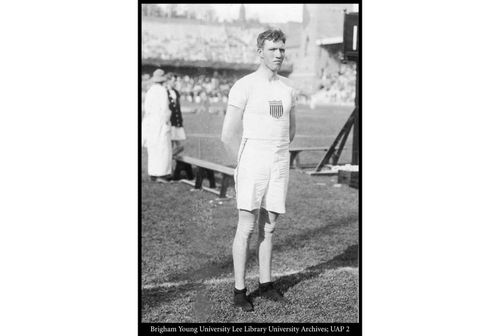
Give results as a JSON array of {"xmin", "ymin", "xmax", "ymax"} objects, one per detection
[
  {"xmin": 162, "ymin": 77, "xmax": 173, "ymax": 89},
  {"xmin": 259, "ymin": 39, "xmax": 285, "ymax": 72}
]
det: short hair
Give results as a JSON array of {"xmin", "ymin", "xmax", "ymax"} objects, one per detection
[{"xmin": 257, "ymin": 29, "xmax": 286, "ymax": 49}]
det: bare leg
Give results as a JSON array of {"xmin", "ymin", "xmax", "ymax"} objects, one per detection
[
  {"xmin": 257, "ymin": 208, "xmax": 279, "ymax": 283},
  {"xmin": 172, "ymin": 140, "xmax": 184, "ymax": 157},
  {"xmin": 232, "ymin": 209, "xmax": 258, "ymax": 290}
]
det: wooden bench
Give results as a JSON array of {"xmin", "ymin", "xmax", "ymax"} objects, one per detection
[
  {"xmin": 173, "ymin": 155, "xmax": 235, "ymax": 198},
  {"xmin": 289, "ymin": 147, "xmax": 329, "ymax": 169}
]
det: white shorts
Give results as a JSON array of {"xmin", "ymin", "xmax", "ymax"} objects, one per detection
[
  {"xmin": 171, "ymin": 126, "xmax": 186, "ymax": 141},
  {"xmin": 234, "ymin": 138, "xmax": 290, "ymax": 214}
]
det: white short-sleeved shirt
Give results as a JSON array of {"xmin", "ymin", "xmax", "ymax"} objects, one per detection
[{"xmin": 228, "ymin": 72, "xmax": 295, "ymax": 142}]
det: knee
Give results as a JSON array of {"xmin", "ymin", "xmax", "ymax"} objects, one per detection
[
  {"xmin": 263, "ymin": 221, "xmax": 276, "ymax": 236},
  {"xmin": 258, "ymin": 209, "xmax": 277, "ymax": 237},
  {"xmin": 235, "ymin": 218, "xmax": 256, "ymax": 240}
]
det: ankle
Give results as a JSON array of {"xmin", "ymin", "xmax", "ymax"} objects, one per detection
[
  {"xmin": 234, "ymin": 287, "xmax": 247, "ymax": 294},
  {"xmin": 259, "ymin": 281, "xmax": 273, "ymax": 289}
]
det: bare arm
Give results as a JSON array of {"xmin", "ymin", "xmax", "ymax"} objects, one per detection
[
  {"xmin": 289, "ymin": 105, "xmax": 296, "ymax": 143},
  {"xmin": 221, "ymin": 104, "xmax": 244, "ymax": 165}
]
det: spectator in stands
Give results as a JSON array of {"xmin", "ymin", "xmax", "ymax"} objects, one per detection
[
  {"xmin": 142, "ymin": 69, "xmax": 173, "ymax": 183},
  {"xmin": 164, "ymin": 73, "xmax": 186, "ymax": 156},
  {"xmin": 221, "ymin": 28, "xmax": 296, "ymax": 312},
  {"xmin": 309, "ymin": 62, "xmax": 357, "ymax": 106}
]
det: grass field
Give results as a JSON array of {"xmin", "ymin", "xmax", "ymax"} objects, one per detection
[{"xmin": 141, "ymin": 104, "xmax": 359, "ymax": 323}]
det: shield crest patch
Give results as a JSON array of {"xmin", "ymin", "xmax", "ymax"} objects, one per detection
[{"xmin": 268, "ymin": 100, "xmax": 284, "ymax": 119}]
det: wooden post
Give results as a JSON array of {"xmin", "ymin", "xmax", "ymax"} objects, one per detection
[
  {"xmin": 185, "ymin": 164, "xmax": 194, "ymax": 180},
  {"xmin": 351, "ymin": 62, "xmax": 359, "ymax": 165},
  {"xmin": 314, "ymin": 111, "xmax": 355, "ymax": 172},
  {"xmin": 194, "ymin": 167, "xmax": 204, "ymax": 189},
  {"xmin": 207, "ymin": 170, "xmax": 216, "ymax": 188},
  {"xmin": 332, "ymin": 117, "xmax": 354, "ymax": 165}
]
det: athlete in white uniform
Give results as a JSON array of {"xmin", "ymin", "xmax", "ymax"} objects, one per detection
[{"xmin": 221, "ymin": 29, "xmax": 296, "ymax": 312}]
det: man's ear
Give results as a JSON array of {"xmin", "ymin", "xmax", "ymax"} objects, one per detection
[{"xmin": 257, "ymin": 48, "xmax": 263, "ymax": 59}]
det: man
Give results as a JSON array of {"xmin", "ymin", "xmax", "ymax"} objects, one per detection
[
  {"xmin": 142, "ymin": 69, "xmax": 173, "ymax": 183},
  {"xmin": 164, "ymin": 73, "xmax": 186, "ymax": 157},
  {"xmin": 221, "ymin": 29, "xmax": 296, "ymax": 312}
]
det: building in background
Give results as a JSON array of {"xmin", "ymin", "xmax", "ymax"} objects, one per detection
[
  {"xmin": 238, "ymin": 4, "xmax": 246, "ymax": 22},
  {"xmin": 141, "ymin": 4, "xmax": 357, "ymax": 107},
  {"xmin": 289, "ymin": 4, "xmax": 356, "ymax": 95},
  {"xmin": 141, "ymin": 13, "xmax": 298, "ymax": 74}
]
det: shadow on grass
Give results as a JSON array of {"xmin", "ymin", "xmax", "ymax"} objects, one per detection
[
  {"xmin": 165, "ymin": 213, "xmax": 358, "ymax": 284},
  {"xmin": 142, "ymin": 243, "xmax": 358, "ymax": 315},
  {"xmin": 248, "ymin": 244, "xmax": 359, "ymax": 299},
  {"xmin": 142, "ymin": 282, "xmax": 203, "ymax": 312},
  {"xmin": 142, "ymin": 215, "xmax": 357, "ymax": 311}
]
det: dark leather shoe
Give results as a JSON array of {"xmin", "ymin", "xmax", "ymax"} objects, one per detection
[
  {"xmin": 259, "ymin": 282, "xmax": 286, "ymax": 302},
  {"xmin": 234, "ymin": 288, "xmax": 254, "ymax": 312}
]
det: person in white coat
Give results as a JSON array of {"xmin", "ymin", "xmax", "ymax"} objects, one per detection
[{"xmin": 142, "ymin": 69, "xmax": 173, "ymax": 183}]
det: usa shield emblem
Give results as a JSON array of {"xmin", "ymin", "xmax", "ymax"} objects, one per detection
[{"xmin": 268, "ymin": 100, "xmax": 283, "ymax": 119}]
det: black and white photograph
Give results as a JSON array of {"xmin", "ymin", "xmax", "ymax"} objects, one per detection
[
  {"xmin": 6, "ymin": 1, "xmax": 500, "ymax": 336},
  {"xmin": 140, "ymin": 3, "xmax": 360, "ymax": 332}
]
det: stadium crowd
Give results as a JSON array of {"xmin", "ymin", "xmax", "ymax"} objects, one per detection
[
  {"xmin": 311, "ymin": 62, "xmax": 357, "ymax": 106},
  {"xmin": 143, "ymin": 25, "xmax": 264, "ymax": 65},
  {"xmin": 142, "ymin": 66, "xmax": 356, "ymax": 108},
  {"xmin": 142, "ymin": 72, "xmax": 237, "ymax": 105},
  {"xmin": 142, "ymin": 6, "xmax": 356, "ymax": 106},
  {"xmin": 142, "ymin": 16, "xmax": 356, "ymax": 107}
]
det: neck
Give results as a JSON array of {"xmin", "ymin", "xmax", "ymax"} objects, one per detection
[{"xmin": 257, "ymin": 64, "xmax": 278, "ymax": 81}]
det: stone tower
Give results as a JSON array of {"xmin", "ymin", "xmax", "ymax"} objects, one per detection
[{"xmin": 239, "ymin": 4, "xmax": 246, "ymax": 22}]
